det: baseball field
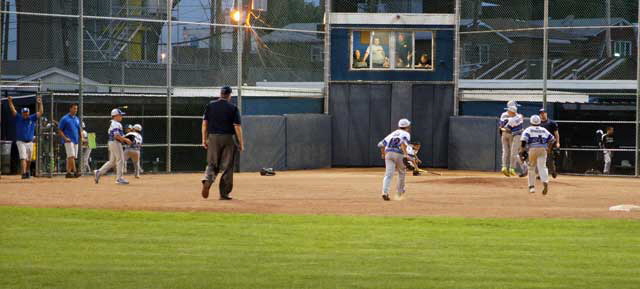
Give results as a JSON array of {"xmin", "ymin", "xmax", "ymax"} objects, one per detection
[{"xmin": 1, "ymin": 169, "xmax": 639, "ymax": 288}]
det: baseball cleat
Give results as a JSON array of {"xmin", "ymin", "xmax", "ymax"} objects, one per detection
[
  {"xmin": 501, "ymin": 167, "xmax": 509, "ymax": 177},
  {"xmin": 382, "ymin": 194, "xmax": 390, "ymax": 201},
  {"xmin": 219, "ymin": 195, "xmax": 232, "ymax": 200},
  {"xmin": 518, "ymin": 172, "xmax": 527, "ymax": 178},
  {"xmin": 551, "ymin": 172, "xmax": 557, "ymax": 179},
  {"xmin": 116, "ymin": 178, "xmax": 129, "ymax": 185},
  {"xmin": 542, "ymin": 182, "xmax": 549, "ymax": 195},
  {"xmin": 529, "ymin": 186, "xmax": 535, "ymax": 194},
  {"xmin": 201, "ymin": 180, "xmax": 212, "ymax": 199},
  {"xmin": 509, "ymin": 168, "xmax": 517, "ymax": 177},
  {"xmin": 94, "ymin": 170, "xmax": 100, "ymax": 184}
]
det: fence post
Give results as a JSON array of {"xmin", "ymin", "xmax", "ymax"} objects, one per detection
[
  {"xmin": 236, "ymin": 0, "xmax": 243, "ymax": 113},
  {"xmin": 323, "ymin": 0, "xmax": 331, "ymax": 114},
  {"xmin": 166, "ymin": 0, "xmax": 172, "ymax": 172},
  {"xmin": 78, "ymin": 0, "xmax": 84, "ymax": 176},
  {"xmin": 542, "ymin": 0, "xmax": 549, "ymax": 108},
  {"xmin": 453, "ymin": 0, "xmax": 461, "ymax": 116},
  {"xmin": 636, "ymin": 0, "xmax": 640, "ymax": 177}
]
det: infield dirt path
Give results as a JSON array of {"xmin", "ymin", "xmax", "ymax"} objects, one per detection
[{"xmin": 1, "ymin": 168, "xmax": 639, "ymax": 219}]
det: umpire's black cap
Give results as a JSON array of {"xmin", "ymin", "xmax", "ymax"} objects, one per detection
[{"xmin": 221, "ymin": 86, "xmax": 232, "ymax": 95}]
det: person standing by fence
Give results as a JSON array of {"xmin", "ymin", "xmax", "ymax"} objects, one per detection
[
  {"xmin": 8, "ymin": 95, "xmax": 43, "ymax": 179},
  {"xmin": 58, "ymin": 103, "xmax": 83, "ymax": 178},
  {"xmin": 201, "ymin": 86, "xmax": 244, "ymax": 200}
]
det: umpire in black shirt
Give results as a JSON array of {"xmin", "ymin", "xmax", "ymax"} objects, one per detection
[
  {"xmin": 540, "ymin": 108, "xmax": 560, "ymax": 178},
  {"xmin": 201, "ymin": 86, "xmax": 244, "ymax": 200}
]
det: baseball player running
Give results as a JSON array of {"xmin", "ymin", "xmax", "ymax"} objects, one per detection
[
  {"xmin": 377, "ymin": 118, "xmax": 411, "ymax": 201},
  {"xmin": 124, "ymin": 124, "xmax": 143, "ymax": 178},
  {"xmin": 500, "ymin": 104, "xmax": 527, "ymax": 177},
  {"xmin": 520, "ymin": 115, "xmax": 555, "ymax": 195},
  {"xmin": 94, "ymin": 108, "xmax": 132, "ymax": 185}
]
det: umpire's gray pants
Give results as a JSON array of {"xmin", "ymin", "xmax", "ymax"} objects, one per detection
[
  {"xmin": 382, "ymin": 152, "xmax": 406, "ymax": 195},
  {"xmin": 98, "ymin": 141, "xmax": 124, "ymax": 180},
  {"xmin": 202, "ymin": 134, "xmax": 237, "ymax": 197}
]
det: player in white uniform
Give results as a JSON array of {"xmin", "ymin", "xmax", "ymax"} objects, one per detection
[
  {"xmin": 123, "ymin": 124, "xmax": 143, "ymax": 178},
  {"xmin": 94, "ymin": 108, "xmax": 132, "ymax": 185},
  {"xmin": 499, "ymin": 101, "xmax": 517, "ymax": 176},
  {"xmin": 377, "ymin": 118, "xmax": 411, "ymax": 201},
  {"xmin": 500, "ymin": 104, "xmax": 527, "ymax": 177},
  {"xmin": 520, "ymin": 115, "xmax": 556, "ymax": 195},
  {"xmin": 80, "ymin": 122, "xmax": 93, "ymax": 173}
]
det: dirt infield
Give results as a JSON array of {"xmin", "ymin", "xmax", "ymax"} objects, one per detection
[{"xmin": 0, "ymin": 168, "xmax": 639, "ymax": 218}]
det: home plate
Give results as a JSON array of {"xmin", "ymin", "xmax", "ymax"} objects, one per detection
[{"xmin": 609, "ymin": 205, "xmax": 640, "ymax": 212}]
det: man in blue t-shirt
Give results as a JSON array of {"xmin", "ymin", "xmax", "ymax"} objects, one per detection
[
  {"xmin": 58, "ymin": 103, "xmax": 83, "ymax": 178},
  {"xmin": 8, "ymin": 95, "xmax": 43, "ymax": 179}
]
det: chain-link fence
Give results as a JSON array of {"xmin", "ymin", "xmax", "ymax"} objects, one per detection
[
  {"xmin": 0, "ymin": 0, "xmax": 326, "ymax": 175},
  {"xmin": 457, "ymin": 0, "xmax": 640, "ymax": 176}
]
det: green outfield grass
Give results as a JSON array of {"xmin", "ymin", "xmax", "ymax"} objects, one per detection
[{"xmin": 1, "ymin": 207, "xmax": 639, "ymax": 289}]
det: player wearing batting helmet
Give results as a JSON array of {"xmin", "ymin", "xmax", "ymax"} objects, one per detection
[
  {"xmin": 124, "ymin": 124, "xmax": 143, "ymax": 178},
  {"xmin": 377, "ymin": 118, "xmax": 411, "ymax": 201},
  {"xmin": 94, "ymin": 108, "xmax": 132, "ymax": 185},
  {"xmin": 520, "ymin": 115, "xmax": 556, "ymax": 195}
]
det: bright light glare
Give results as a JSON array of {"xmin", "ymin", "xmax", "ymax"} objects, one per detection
[{"xmin": 231, "ymin": 10, "xmax": 241, "ymax": 23}]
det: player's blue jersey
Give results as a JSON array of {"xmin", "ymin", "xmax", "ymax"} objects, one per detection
[
  {"xmin": 378, "ymin": 129, "xmax": 411, "ymax": 154},
  {"xmin": 521, "ymin": 126, "xmax": 555, "ymax": 148},
  {"xmin": 108, "ymin": 120, "xmax": 124, "ymax": 142}
]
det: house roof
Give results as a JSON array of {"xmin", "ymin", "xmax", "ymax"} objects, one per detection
[
  {"xmin": 459, "ymin": 19, "xmax": 514, "ymax": 44},
  {"xmin": 530, "ymin": 17, "xmax": 634, "ymax": 38},
  {"xmin": 260, "ymin": 23, "xmax": 322, "ymax": 44}
]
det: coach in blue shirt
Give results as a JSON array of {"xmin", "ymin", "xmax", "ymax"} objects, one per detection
[
  {"xmin": 58, "ymin": 103, "xmax": 83, "ymax": 178},
  {"xmin": 200, "ymin": 86, "xmax": 244, "ymax": 200},
  {"xmin": 8, "ymin": 95, "xmax": 43, "ymax": 179}
]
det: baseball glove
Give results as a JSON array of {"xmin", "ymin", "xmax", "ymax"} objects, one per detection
[
  {"xmin": 519, "ymin": 150, "xmax": 529, "ymax": 162},
  {"xmin": 124, "ymin": 134, "xmax": 137, "ymax": 144},
  {"xmin": 552, "ymin": 147, "xmax": 561, "ymax": 161},
  {"xmin": 260, "ymin": 168, "xmax": 276, "ymax": 176},
  {"xmin": 403, "ymin": 157, "xmax": 416, "ymax": 171}
]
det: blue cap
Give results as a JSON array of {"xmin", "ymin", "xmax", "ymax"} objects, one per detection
[
  {"xmin": 21, "ymin": 107, "xmax": 30, "ymax": 113},
  {"xmin": 221, "ymin": 86, "xmax": 232, "ymax": 95},
  {"xmin": 539, "ymin": 108, "xmax": 546, "ymax": 113}
]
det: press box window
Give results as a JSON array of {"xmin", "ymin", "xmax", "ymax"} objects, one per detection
[{"xmin": 351, "ymin": 30, "xmax": 434, "ymax": 71}]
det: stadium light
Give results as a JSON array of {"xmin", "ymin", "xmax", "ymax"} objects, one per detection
[
  {"xmin": 231, "ymin": 9, "xmax": 242, "ymax": 23},
  {"xmin": 614, "ymin": 52, "xmax": 621, "ymax": 57}
]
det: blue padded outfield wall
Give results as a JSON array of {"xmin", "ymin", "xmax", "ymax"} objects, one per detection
[
  {"xmin": 238, "ymin": 114, "xmax": 331, "ymax": 172},
  {"xmin": 330, "ymin": 83, "xmax": 454, "ymax": 168}
]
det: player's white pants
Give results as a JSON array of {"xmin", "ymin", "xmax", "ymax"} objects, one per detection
[
  {"xmin": 501, "ymin": 133, "xmax": 513, "ymax": 169},
  {"xmin": 124, "ymin": 149, "xmax": 142, "ymax": 177},
  {"xmin": 382, "ymin": 152, "xmax": 406, "ymax": 195},
  {"xmin": 98, "ymin": 141, "xmax": 125, "ymax": 180},
  {"xmin": 527, "ymin": 147, "xmax": 549, "ymax": 188},
  {"xmin": 603, "ymin": 150, "xmax": 612, "ymax": 174},
  {"xmin": 511, "ymin": 134, "xmax": 527, "ymax": 174},
  {"xmin": 81, "ymin": 147, "xmax": 92, "ymax": 173}
]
